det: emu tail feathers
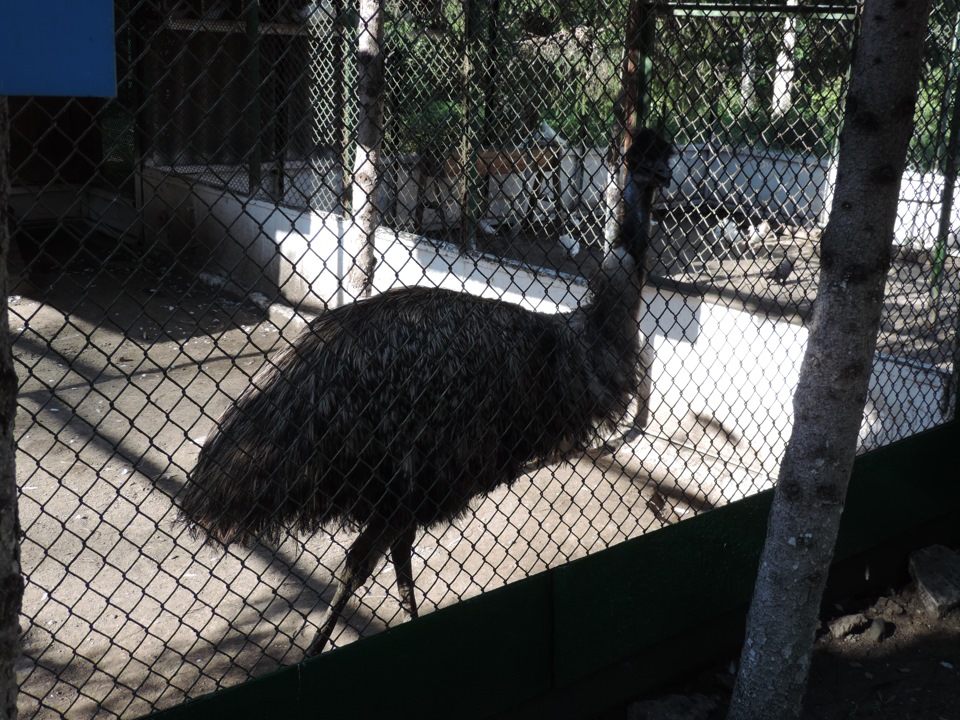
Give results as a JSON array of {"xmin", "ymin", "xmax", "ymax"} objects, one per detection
[{"xmin": 177, "ymin": 342, "xmax": 337, "ymax": 547}]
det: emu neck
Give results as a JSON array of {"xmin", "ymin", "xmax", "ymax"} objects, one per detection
[
  {"xmin": 621, "ymin": 179, "xmax": 654, "ymax": 271},
  {"xmin": 584, "ymin": 176, "xmax": 652, "ymax": 342}
]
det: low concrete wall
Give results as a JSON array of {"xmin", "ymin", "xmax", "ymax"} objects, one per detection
[
  {"xmin": 142, "ymin": 169, "xmax": 348, "ymax": 312},
  {"xmin": 387, "ymin": 143, "xmax": 831, "ymax": 232},
  {"xmin": 822, "ymin": 164, "xmax": 960, "ymax": 253}
]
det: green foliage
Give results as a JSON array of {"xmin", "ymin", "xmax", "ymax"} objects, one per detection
[
  {"xmin": 378, "ymin": 1, "xmax": 952, "ymax": 172},
  {"xmin": 907, "ymin": 6, "xmax": 960, "ymax": 175},
  {"xmin": 382, "ymin": 4, "xmax": 463, "ymax": 156},
  {"xmin": 647, "ymin": 10, "xmax": 852, "ymax": 155}
]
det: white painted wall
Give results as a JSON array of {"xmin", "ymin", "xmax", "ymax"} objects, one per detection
[
  {"xmin": 142, "ymin": 169, "xmax": 347, "ymax": 311},
  {"xmin": 892, "ymin": 168, "xmax": 960, "ymax": 251},
  {"xmin": 821, "ymin": 164, "xmax": 960, "ymax": 253},
  {"xmin": 671, "ymin": 143, "xmax": 831, "ymax": 224},
  {"xmin": 387, "ymin": 143, "xmax": 832, "ymax": 232},
  {"xmin": 390, "ymin": 145, "xmax": 960, "ymax": 253}
]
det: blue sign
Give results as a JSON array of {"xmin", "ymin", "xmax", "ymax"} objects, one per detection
[{"xmin": 0, "ymin": 0, "xmax": 116, "ymax": 97}]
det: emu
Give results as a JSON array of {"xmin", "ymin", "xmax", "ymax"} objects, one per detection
[{"xmin": 177, "ymin": 128, "xmax": 673, "ymax": 657}]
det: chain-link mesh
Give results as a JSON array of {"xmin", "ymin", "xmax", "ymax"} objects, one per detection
[{"xmin": 8, "ymin": 0, "xmax": 958, "ymax": 716}]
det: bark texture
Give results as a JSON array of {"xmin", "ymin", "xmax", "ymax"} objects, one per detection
[
  {"xmin": 604, "ymin": 0, "xmax": 644, "ymax": 248},
  {"xmin": 727, "ymin": 1, "xmax": 931, "ymax": 718},
  {"xmin": 0, "ymin": 96, "xmax": 23, "ymax": 720},
  {"xmin": 345, "ymin": 0, "xmax": 386, "ymax": 299}
]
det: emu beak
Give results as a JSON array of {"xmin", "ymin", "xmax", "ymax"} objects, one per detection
[
  {"xmin": 650, "ymin": 156, "xmax": 673, "ymax": 189},
  {"xmin": 631, "ymin": 158, "xmax": 674, "ymax": 190}
]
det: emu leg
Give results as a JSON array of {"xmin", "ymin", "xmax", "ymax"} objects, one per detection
[
  {"xmin": 305, "ymin": 521, "xmax": 393, "ymax": 657},
  {"xmin": 390, "ymin": 525, "xmax": 419, "ymax": 620},
  {"xmin": 635, "ymin": 339, "xmax": 654, "ymax": 432}
]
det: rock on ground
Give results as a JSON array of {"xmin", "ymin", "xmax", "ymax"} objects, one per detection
[{"xmin": 909, "ymin": 544, "xmax": 960, "ymax": 618}]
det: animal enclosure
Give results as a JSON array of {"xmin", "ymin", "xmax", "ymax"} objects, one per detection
[{"xmin": 7, "ymin": 0, "xmax": 960, "ymax": 718}]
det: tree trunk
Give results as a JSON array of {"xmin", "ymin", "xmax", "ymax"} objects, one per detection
[
  {"xmin": 770, "ymin": 0, "xmax": 798, "ymax": 120},
  {"xmin": 0, "ymin": 95, "xmax": 24, "ymax": 720},
  {"xmin": 740, "ymin": 32, "xmax": 759, "ymax": 114},
  {"xmin": 604, "ymin": 0, "xmax": 646, "ymax": 249},
  {"xmin": 602, "ymin": 1, "xmax": 656, "ymax": 439},
  {"xmin": 345, "ymin": 0, "xmax": 386, "ymax": 300},
  {"xmin": 727, "ymin": 1, "xmax": 930, "ymax": 718}
]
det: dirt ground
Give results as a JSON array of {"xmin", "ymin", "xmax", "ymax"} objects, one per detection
[
  {"xmin": 802, "ymin": 577, "xmax": 960, "ymax": 720},
  {"xmin": 10, "ymin": 248, "xmax": 760, "ymax": 719},
  {"xmin": 629, "ymin": 568, "xmax": 960, "ymax": 720}
]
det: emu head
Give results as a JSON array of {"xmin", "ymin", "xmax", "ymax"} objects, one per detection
[
  {"xmin": 620, "ymin": 128, "xmax": 674, "ymax": 262},
  {"xmin": 625, "ymin": 128, "xmax": 674, "ymax": 195}
]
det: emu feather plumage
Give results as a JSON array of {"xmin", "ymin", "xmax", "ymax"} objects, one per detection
[{"xmin": 177, "ymin": 128, "xmax": 674, "ymax": 656}]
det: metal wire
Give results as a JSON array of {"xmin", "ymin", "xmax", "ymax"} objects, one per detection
[{"xmin": 8, "ymin": 0, "xmax": 958, "ymax": 717}]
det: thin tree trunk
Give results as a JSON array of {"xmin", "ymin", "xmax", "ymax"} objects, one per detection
[
  {"xmin": 345, "ymin": 0, "xmax": 386, "ymax": 300},
  {"xmin": 728, "ymin": 1, "xmax": 930, "ymax": 718},
  {"xmin": 603, "ymin": 1, "xmax": 656, "ymax": 438},
  {"xmin": 770, "ymin": 0, "xmax": 798, "ymax": 120},
  {"xmin": 740, "ymin": 31, "xmax": 758, "ymax": 114},
  {"xmin": 0, "ymin": 95, "xmax": 23, "ymax": 720},
  {"xmin": 604, "ymin": 0, "xmax": 645, "ymax": 249}
]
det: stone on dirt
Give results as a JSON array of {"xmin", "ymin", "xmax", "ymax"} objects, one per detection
[
  {"xmin": 828, "ymin": 613, "xmax": 870, "ymax": 639},
  {"xmin": 909, "ymin": 545, "xmax": 960, "ymax": 618},
  {"xmin": 872, "ymin": 595, "xmax": 906, "ymax": 617},
  {"xmin": 863, "ymin": 618, "xmax": 886, "ymax": 644}
]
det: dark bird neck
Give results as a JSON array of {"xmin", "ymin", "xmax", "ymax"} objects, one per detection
[
  {"xmin": 620, "ymin": 177, "xmax": 656, "ymax": 275},
  {"xmin": 584, "ymin": 174, "xmax": 652, "ymax": 343}
]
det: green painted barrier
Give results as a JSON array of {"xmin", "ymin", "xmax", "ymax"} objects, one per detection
[{"xmin": 149, "ymin": 420, "xmax": 959, "ymax": 720}]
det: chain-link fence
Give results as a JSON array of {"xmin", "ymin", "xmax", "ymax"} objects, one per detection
[{"xmin": 8, "ymin": 0, "xmax": 959, "ymax": 717}]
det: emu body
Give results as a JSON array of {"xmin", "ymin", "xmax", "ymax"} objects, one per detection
[{"xmin": 178, "ymin": 129, "xmax": 673, "ymax": 656}]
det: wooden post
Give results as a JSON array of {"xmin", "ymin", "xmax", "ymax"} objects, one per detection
[{"xmin": 604, "ymin": 0, "xmax": 655, "ymax": 248}]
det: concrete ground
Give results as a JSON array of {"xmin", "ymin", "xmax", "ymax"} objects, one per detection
[{"xmin": 11, "ymin": 258, "xmax": 763, "ymax": 719}]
